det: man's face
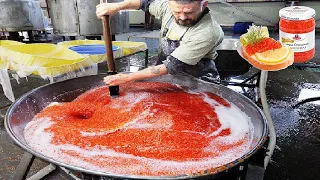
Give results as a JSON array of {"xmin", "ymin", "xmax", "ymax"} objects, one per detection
[{"xmin": 169, "ymin": 0, "xmax": 206, "ymax": 27}]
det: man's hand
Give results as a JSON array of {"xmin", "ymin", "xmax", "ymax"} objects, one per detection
[
  {"xmin": 96, "ymin": 3, "xmax": 121, "ymax": 18},
  {"xmin": 96, "ymin": 0, "xmax": 141, "ymax": 18},
  {"xmin": 104, "ymin": 73, "xmax": 132, "ymax": 86},
  {"xmin": 103, "ymin": 64, "xmax": 168, "ymax": 86}
]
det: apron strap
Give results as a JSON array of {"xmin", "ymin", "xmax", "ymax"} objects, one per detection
[{"xmin": 162, "ymin": 16, "xmax": 175, "ymax": 37}]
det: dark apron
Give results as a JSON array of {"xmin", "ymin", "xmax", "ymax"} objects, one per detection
[{"xmin": 156, "ymin": 15, "xmax": 220, "ymax": 83}]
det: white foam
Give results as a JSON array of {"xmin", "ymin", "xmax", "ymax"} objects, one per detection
[
  {"xmin": 47, "ymin": 102, "xmax": 61, "ymax": 107},
  {"xmin": 200, "ymin": 92, "xmax": 253, "ymax": 142},
  {"xmin": 110, "ymin": 92, "xmax": 149, "ymax": 111},
  {"xmin": 214, "ymin": 104, "xmax": 252, "ymax": 143},
  {"xmin": 80, "ymin": 129, "xmax": 118, "ymax": 137},
  {"xmin": 123, "ymin": 103, "xmax": 174, "ymax": 130}
]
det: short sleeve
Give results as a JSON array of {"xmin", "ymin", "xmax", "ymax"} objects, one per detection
[
  {"xmin": 139, "ymin": 0, "xmax": 154, "ymax": 12},
  {"xmin": 148, "ymin": 0, "xmax": 170, "ymax": 20}
]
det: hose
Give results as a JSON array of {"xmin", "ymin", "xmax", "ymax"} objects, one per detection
[{"xmin": 259, "ymin": 70, "xmax": 276, "ymax": 169}]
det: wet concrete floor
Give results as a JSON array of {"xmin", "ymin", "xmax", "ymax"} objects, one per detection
[{"xmin": 0, "ymin": 30, "xmax": 319, "ymax": 180}]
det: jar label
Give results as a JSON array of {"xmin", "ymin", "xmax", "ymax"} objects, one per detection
[{"xmin": 279, "ymin": 30, "xmax": 315, "ymax": 52}]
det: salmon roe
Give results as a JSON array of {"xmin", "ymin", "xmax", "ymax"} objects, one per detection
[
  {"xmin": 279, "ymin": 6, "xmax": 316, "ymax": 62},
  {"xmin": 44, "ymin": 85, "xmax": 231, "ymax": 160},
  {"xmin": 245, "ymin": 38, "xmax": 282, "ymax": 56},
  {"xmin": 37, "ymin": 83, "xmax": 245, "ymax": 161},
  {"xmin": 27, "ymin": 82, "xmax": 252, "ymax": 176}
]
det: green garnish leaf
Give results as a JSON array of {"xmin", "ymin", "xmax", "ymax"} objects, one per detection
[{"xmin": 240, "ymin": 24, "xmax": 269, "ymax": 46}]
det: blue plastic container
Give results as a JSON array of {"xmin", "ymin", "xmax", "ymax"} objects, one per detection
[
  {"xmin": 233, "ymin": 22, "xmax": 254, "ymax": 34},
  {"xmin": 233, "ymin": 22, "xmax": 246, "ymax": 34},
  {"xmin": 69, "ymin": 45, "xmax": 119, "ymax": 55}
]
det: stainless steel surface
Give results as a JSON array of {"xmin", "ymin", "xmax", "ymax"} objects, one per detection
[
  {"xmin": 215, "ymin": 38, "xmax": 251, "ymax": 75},
  {"xmin": 5, "ymin": 74, "xmax": 268, "ymax": 179},
  {"xmin": 208, "ymin": 1, "xmax": 320, "ymax": 28},
  {"xmin": 0, "ymin": 0, "xmax": 47, "ymax": 31},
  {"xmin": 208, "ymin": 0, "xmax": 285, "ymax": 27},
  {"xmin": 47, "ymin": 0, "xmax": 78, "ymax": 36},
  {"xmin": 217, "ymin": 38, "xmax": 240, "ymax": 50},
  {"xmin": 48, "ymin": 0, "xmax": 129, "ymax": 36}
]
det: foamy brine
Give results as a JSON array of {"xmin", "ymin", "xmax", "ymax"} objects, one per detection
[{"xmin": 24, "ymin": 89, "xmax": 254, "ymax": 177}]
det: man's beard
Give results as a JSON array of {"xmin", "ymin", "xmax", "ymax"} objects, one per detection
[{"xmin": 175, "ymin": 18, "xmax": 198, "ymax": 27}]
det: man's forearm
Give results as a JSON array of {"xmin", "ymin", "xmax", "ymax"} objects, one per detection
[
  {"xmin": 129, "ymin": 64, "xmax": 168, "ymax": 82},
  {"xmin": 118, "ymin": 0, "xmax": 141, "ymax": 10}
]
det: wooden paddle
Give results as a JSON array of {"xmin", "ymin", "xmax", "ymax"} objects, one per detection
[{"xmin": 100, "ymin": 0, "xmax": 119, "ymax": 96}]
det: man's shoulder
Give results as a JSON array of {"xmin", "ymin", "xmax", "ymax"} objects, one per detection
[
  {"xmin": 150, "ymin": 0, "xmax": 168, "ymax": 7},
  {"xmin": 149, "ymin": 0, "xmax": 171, "ymax": 21}
]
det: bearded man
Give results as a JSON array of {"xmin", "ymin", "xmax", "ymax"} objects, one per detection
[{"xmin": 96, "ymin": 0, "xmax": 224, "ymax": 85}]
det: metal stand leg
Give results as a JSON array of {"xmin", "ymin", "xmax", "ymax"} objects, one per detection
[
  {"xmin": 27, "ymin": 31, "xmax": 34, "ymax": 43},
  {"xmin": 13, "ymin": 152, "xmax": 35, "ymax": 180},
  {"xmin": 27, "ymin": 164, "xmax": 56, "ymax": 180},
  {"xmin": 144, "ymin": 49, "xmax": 149, "ymax": 68},
  {"xmin": 13, "ymin": 152, "xmax": 57, "ymax": 180},
  {"xmin": 60, "ymin": 167, "xmax": 82, "ymax": 180},
  {"xmin": 221, "ymin": 71, "xmax": 261, "ymax": 88}
]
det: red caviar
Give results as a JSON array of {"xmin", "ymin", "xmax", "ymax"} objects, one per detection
[
  {"xmin": 28, "ymin": 82, "xmax": 251, "ymax": 176},
  {"xmin": 279, "ymin": 6, "xmax": 316, "ymax": 62},
  {"xmin": 245, "ymin": 38, "xmax": 282, "ymax": 56}
]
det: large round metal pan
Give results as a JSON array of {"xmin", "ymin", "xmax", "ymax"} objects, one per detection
[{"xmin": 5, "ymin": 74, "xmax": 268, "ymax": 179}]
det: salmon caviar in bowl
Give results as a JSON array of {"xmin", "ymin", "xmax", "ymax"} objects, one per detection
[{"xmin": 279, "ymin": 6, "xmax": 316, "ymax": 63}]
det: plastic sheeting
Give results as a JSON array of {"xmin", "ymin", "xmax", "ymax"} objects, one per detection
[
  {"xmin": 0, "ymin": 40, "xmax": 148, "ymax": 102},
  {"xmin": 0, "ymin": 41, "xmax": 97, "ymax": 102},
  {"xmin": 0, "ymin": 40, "xmax": 23, "ymax": 102},
  {"xmin": 0, "ymin": 40, "xmax": 24, "ymax": 46},
  {"xmin": 113, "ymin": 41, "xmax": 148, "ymax": 56},
  {"xmin": 0, "ymin": 65, "xmax": 14, "ymax": 102},
  {"xmin": 0, "ymin": 43, "xmax": 95, "ymax": 77}
]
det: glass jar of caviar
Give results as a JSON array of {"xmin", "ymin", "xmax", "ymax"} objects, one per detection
[{"xmin": 279, "ymin": 6, "xmax": 316, "ymax": 63}]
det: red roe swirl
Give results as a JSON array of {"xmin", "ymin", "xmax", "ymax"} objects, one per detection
[{"xmin": 279, "ymin": 6, "xmax": 316, "ymax": 62}]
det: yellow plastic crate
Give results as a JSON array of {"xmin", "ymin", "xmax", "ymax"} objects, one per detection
[{"xmin": 113, "ymin": 41, "xmax": 147, "ymax": 56}]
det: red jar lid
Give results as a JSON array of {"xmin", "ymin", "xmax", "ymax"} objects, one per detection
[{"xmin": 279, "ymin": 6, "xmax": 316, "ymax": 21}]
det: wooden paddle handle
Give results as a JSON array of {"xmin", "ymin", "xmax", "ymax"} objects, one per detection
[{"xmin": 101, "ymin": 0, "xmax": 115, "ymax": 72}]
